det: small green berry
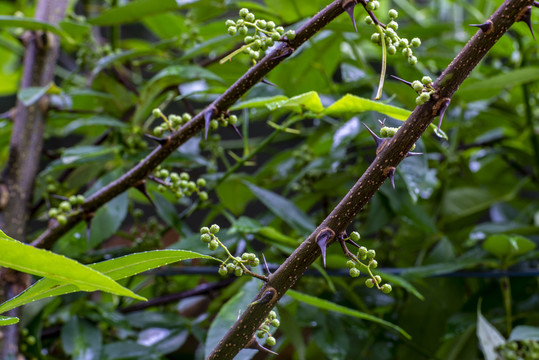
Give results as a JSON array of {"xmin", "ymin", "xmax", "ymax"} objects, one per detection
[
  {"xmin": 286, "ymin": 30, "xmax": 296, "ymax": 40},
  {"xmin": 365, "ymin": 279, "xmax": 375, "ymax": 288},
  {"xmin": 227, "ymin": 26, "xmax": 237, "ymax": 35},
  {"xmin": 374, "ymin": 275, "xmax": 382, "ymax": 283},
  {"xmin": 225, "ymin": 19, "xmax": 235, "ymax": 27},
  {"xmin": 208, "ymin": 239, "xmax": 219, "ymax": 251},
  {"xmin": 358, "ymin": 246, "xmax": 368, "ymax": 258},
  {"xmin": 349, "ymin": 268, "xmax": 360, "ymax": 278},
  {"xmin": 350, "ymin": 231, "xmax": 360, "ymax": 242},
  {"xmin": 381, "ymin": 284, "xmax": 392, "ymax": 294},
  {"xmin": 57, "ymin": 214, "xmax": 67, "ymax": 225},
  {"xmin": 239, "ymin": 8, "xmax": 249, "ymax": 18},
  {"xmin": 364, "ymin": 16, "xmax": 374, "ymax": 25},
  {"xmin": 408, "ymin": 56, "xmax": 418, "ymax": 65},
  {"xmin": 251, "ymin": 258, "xmax": 260, "ymax": 266},
  {"xmin": 370, "ymin": 259, "xmax": 378, "ymax": 268},
  {"xmin": 346, "ymin": 260, "xmax": 355, "ymax": 269},
  {"xmin": 201, "ymin": 233, "xmax": 212, "ymax": 243},
  {"xmin": 244, "ymin": 35, "xmax": 254, "ymax": 43},
  {"xmin": 68, "ymin": 195, "xmax": 78, "ymax": 204},
  {"xmin": 256, "ymin": 331, "xmax": 265, "ymax": 339},
  {"xmin": 158, "ymin": 169, "xmax": 169, "ymax": 178},
  {"xmin": 47, "ymin": 184, "xmax": 57, "ymax": 192},
  {"xmin": 267, "ymin": 21, "xmax": 275, "ymax": 30},
  {"xmin": 180, "ymin": 172, "xmax": 189, "ymax": 181},
  {"xmin": 228, "ymin": 114, "xmax": 238, "ymax": 125},
  {"xmin": 402, "ymin": 47, "xmax": 412, "ymax": 57},
  {"xmin": 419, "ymin": 92, "xmax": 430, "ymax": 103},
  {"xmin": 271, "ymin": 32, "xmax": 281, "ymax": 41},
  {"xmin": 269, "ymin": 311, "xmax": 277, "ymax": 319},
  {"xmin": 370, "ymin": 32, "xmax": 381, "ymax": 44},
  {"xmin": 218, "ymin": 266, "xmax": 228, "ymax": 276},
  {"xmin": 410, "ymin": 37, "xmax": 421, "ymax": 47},
  {"xmin": 388, "ymin": 9, "xmax": 399, "ymax": 19},
  {"xmin": 59, "ymin": 201, "xmax": 72, "ymax": 212},
  {"xmin": 153, "ymin": 126, "xmax": 164, "ymax": 137},
  {"xmin": 255, "ymin": 20, "xmax": 267, "ymax": 29},
  {"xmin": 242, "ymin": 253, "xmax": 250, "ymax": 260},
  {"xmin": 227, "ymin": 263, "xmax": 236, "ymax": 273},
  {"xmin": 182, "ymin": 113, "xmax": 192, "ymax": 122},
  {"xmin": 271, "ymin": 319, "xmax": 280, "ymax": 327},
  {"xmin": 266, "ymin": 336, "xmax": 276, "ymax": 346},
  {"xmin": 245, "ymin": 13, "xmax": 255, "ymax": 22},
  {"xmin": 367, "ymin": 249, "xmax": 376, "ymax": 259},
  {"xmin": 238, "ymin": 26, "xmax": 248, "ymax": 35},
  {"xmin": 170, "ymin": 173, "xmax": 180, "ymax": 182},
  {"xmin": 412, "ymin": 80, "xmax": 424, "ymax": 92},
  {"xmin": 421, "ymin": 76, "xmax": 433, "ymax": 85},
  {"xmin": 198, "ymin": 191, "xmax": 208, "ymax": 201},
  {"xmin": 399, "ymin": 38, "xmax": 409, "ymax": 47},
  {"xmin": 276, "ymin": 26, "xmax": 285, "ymax": 35},
  {"xmin": 234, "ymin": 266, "xmax": 243, "ymax": 276},
  {"xmin": 157, "ymin": 184, "xmax": 167, "ymax": 193},
  {"xmin": 210, "ymin": 119, "xmax": 219, "ymax": 130},
  {"xmin": 48, "ymin": 208, "xmax": 59, "ymax": 218},
  {"xmin": 387, "ymin": 45, "xmax": 396, "ymax": 55},
  {"xmin": 210, "ymin": 224, "xmax": 220, "ymax": 234},
  {"xmin": 152, "ymin": 108, "xmax": 163, "ymax": 118}
]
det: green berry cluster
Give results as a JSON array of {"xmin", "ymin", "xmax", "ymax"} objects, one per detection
[
  {"xmin": 224, "ymin": 8, "xmax": 295, "ymax": 63},
  {"xmin": 201, "ymin": 225, "xmax": 261, "ymax": 277},
  {"xmin": 412, "ymin": 76, "xmax": 435, "ymax": 105},
  {"xmin": 45, "ymin": 175, "xmax": 61, "ymax": 194},
  {"xmin": 208, "ymin": 113, "xmax": 239, "ymax": 132},
  {"xmin": 154, "ymin": 167, "xmax": 208, "ymax": 201},
  {"xmin": 344, "ymin": 231, "xmax": 392, "ymax": 294},
  {"xmin": 379, "ymin": 123, "xmax": 416, "ymax": 151},
  {"xmin": 122, "ymin": 126, "xmax": 147, "ymax": 155},
  {"xmin": 256, "ymin": 310, "xmax": 279, "ymax": 347},
  {"xmin": 496, "ymin": 340, "xmax": 539, "ymax": 360},
  {"xmin": 366, "ymin": 8, "xmax": 422, "ymax": 65},
  {"xmin": 152, "ymin": 108, "xmax": 193, "ymax": 137},
  {"xmin": 129, "ymin": 215, "xmax": 165, "ymax": 250},
  {"xmin": 179, "ymin": 15, "xmax": 203, "ymax": 47},
  {"xmin": 48, "ymin": 194, "xmax": 85, "ymax": 225}
]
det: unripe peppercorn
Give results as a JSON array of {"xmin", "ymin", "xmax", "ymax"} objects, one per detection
[
  {"xmin": 238, "ymin": 26, "xmax": 248, "ymax": 35},
  {"xmin": 218, "ymin": 266, "xmax": 228, "ymax": 276},
  {"xmin": 370, "ymin": 259, "xmax": 378, "ymax": 268},
  {"xmin": 346, "ymin": 260, "xmax": 355, "ymax": 269},
  {"xmin": 408, "ymin": 56, "xmax": 418, "ymax": 65},
  {"xmin": 388, "ymin": 21, "xmax": 398, "ymax": 30},
  {"xmin": 387, "ymin": 45, "xmax": 396, "ymax": 55},
  {"xmin": 411, "ymin": 37, "xmax": 421, "ymax": 47},
  {"xmin": 245, "ymin": 13, "xmax": 255, "ymax": 22},
  {"xmin": 365, "ymin": 279, "xmax": 375, "ymax": 288},
  {"xmin": 239, "ymin": 8, "xmax": 249, "ymax": 18},
  {"xmin": 419, "ymin": 92, "xmax": 430, "ymax": 103},
  {"xmin": 210, "ymin": 224, "xmax": 220, "ymax": 233},
  {"xmin": 388, "ymin": 9, "xmax": 399, "ymax": 19},
  {"xmin": 152, "ymin": 108, "xmax": 163, "ymax": 118},
  {"xmin": 412, "ymin": 80, "xmax": 424, "ymax": 92},
  {"xmin": 244, "ymin": 35, "xmax": 254, "ymax": 43},
  {"xmin": 234, "ymin": 266, "xmax": 243, "ymax": 276},
  {"xmin": 367, "ymin": 249, "xmax": 376, "ymax": 259},
  {"xmin": 371, "ymin": 33, "xmax": 381, "ymax": 44},
  {"xmin": 271, "ymin": 319, "xmax": 280, "ymax": 327},
  {"xmin": 286, "ymin": 30, "xmax": 296, "ymax": 40},
  {"xmin": 381, "ymin": 284, "xmax": 392, "ymax": 294},
  {"xmin": 57, "ymin": 214, "xmax": 67, "ymax": 225},
  {"xmin": 374, "ymin": 275, "xmax": 382, "ymax": 283},
  {"xmin": 350, "ymin": 231, "xmax": 360, "ymax": 241},
  {"xmin": 349, "ymin": 268, "xmax": 360, "ymax": 277},
  {"xmin": 227, "ymin": 26, "xmax": 237, "ymax": 35},
  {"xmin": 228, "ymin": 114, "xmax": 238, "ymax": 125},
  {"xmin": 251, "ymin": 258, "xmax": 260, "ymax": 266},
  {"xmin": 266, "ymin": 336, "xmax": 276, "ymax": 346},
  {"xmin": 198, "ymin": 191, "xmax": 208, "ymax": 201},
  {"xmin": 208, "ymin": 239, "xmax": 219, "ymax": 251},
  {"xmin": 227, "ymin": 263, "xmax": 236, "ymax": 273},
  {"xmin": 269, "ymin": 311, "xmax": 276, "ymax": 319},
  {"xmin": 225, "ymin": 20, "xmax": 235, "ymax": 27},
  {"xmin": 201, "ymin": 233, "xmax": 212, "ymax": 243},
  {"xmin": 365, "ymin": 16, "xmax": 374, "ymax": 25},
  {"xmin": 48, "ymin": 208, "xmax": 59, "ymax": 218},
  {"xmin": 421, "ymin": 76, "xmax": 433, "ymax": 85},
  {"xmin": 59, "ymin": 201, "xmax": 72, "ymax": 212}
]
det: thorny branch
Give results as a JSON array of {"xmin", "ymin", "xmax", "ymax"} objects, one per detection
[{"xmin": 207, "ymin": 0, "xmax": 535, "ymax": 358}]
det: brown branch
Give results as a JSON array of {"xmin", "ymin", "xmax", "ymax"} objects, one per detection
[
  {"xmin": 0, "ymin": 0, "xmax": 69, "ymax": 357},
  {"xmin": 207, "ymin": 0, "xmax": 534, "ymax": 358},
  {"xmin": 31, "ymin": 0, "xmax": 351, "ymax": 250}
]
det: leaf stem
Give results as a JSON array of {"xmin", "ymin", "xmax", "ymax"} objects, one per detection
[{"xmin": 374, "ymin": 25, "xmax": 386, "ymax": 100}]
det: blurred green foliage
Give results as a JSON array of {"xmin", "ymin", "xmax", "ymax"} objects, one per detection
[{"xmin": 0, "ymin": 0, "xmax": 538, "ymax": 359}]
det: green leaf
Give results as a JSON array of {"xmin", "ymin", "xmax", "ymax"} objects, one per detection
[
  {"xmin": 287, "ymin": 290, "xmax": 411, "ymax": 339},
  {"xmin": 0, "ymin": 250, "xmax": 217, "ymax": 314},
  {"xmin": 509, "ymin": 325, "xmax": 539, "ymax": 341},
  {"xmin": 323, "ymin": 94, "xmax": 411, "ymax": 121},
  {"xmin": 0, "ymin": 230, "xmax": 144, "ymax": 301},
  {"xmin": 216, "ymin": 176, "xmax": 254, "ymax": 216},
  {"xmin": 482, "ymin": 234, "xmax": 536, "ymax": 259},
  {"xmin": 205, "ymin": 279, "xmax": 260, "ymax": 360},
  {"xmin": 0, "ymin": 16, "xmax": 73, "ymax": 43},
  {"xmin": 477, "ymin": 306, "xmax": 505, "ymax": 360},
  {"xmin": 266, "ymin": 91, "xmax": 324, "ymax": 114},
  {"xmin": 230, "ymin": 95, "xmax": 288, "ymax": 111},
  {"xmin": 62, "ymin": 115, "xmax": 127, "ymax": 136},
  {"xmin": 244, "ymin": 181, "xmax": 315, "ymax": 234},
  {"xmin": 459, "ymin": 67, "xmax": 539, "ymax": 100},
  {"xmin": 61, "ymin": 317, "xmax": 103, "ymax": 360},
  {"xmin": 88, "ymin": 0, "xmax": 181, "ymax": 25},
  {"xmin": 0, "ymin": 315, "xmax": 19, "ymax": 326},
  {"xmin": 17, "ymin": 83, "xmax": 54, "ymax": 106}
]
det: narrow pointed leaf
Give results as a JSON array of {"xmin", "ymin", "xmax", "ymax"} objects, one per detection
[
  {"xmin": 0, "ymin": 316, "xmax": 19, "ymax": 326},
  {"xmin": 0, "ymin": 231, "xmax": 143, "ymax": 301},
  {"xmin": 0, "ymin": 250, "xmax": 218, "ymax": 314},
  {"xmin": 287, "ymin": 290, "xmax": 410, "ymax": 339}
]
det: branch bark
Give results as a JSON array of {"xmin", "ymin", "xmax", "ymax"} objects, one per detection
[
  {"xmin": 31, "ymin": 0, "xmax": 350, "ymax": 249},
  {"xmin": 207, "ymin": 0, "xmax": 534, "ymax": 358},
  {"xmin": 0, "ymin": 0, "xmax": 69, "ymax": 356}
]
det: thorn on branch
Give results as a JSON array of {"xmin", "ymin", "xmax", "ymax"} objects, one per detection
[
  {"xmin": 534, "ymin": 1, "xmax": 539, "ymax": 8},
  {"xmin": 518, "ymin": 6, "xmax": 535, "ymax": 40},
  {"xmin": 435, "ymin": 98, "xmax": 451, "ymax": 130},
  {"xmin": 390, "ymin": 75, "xmax": 413, "ymax": 88},
  {"xmin": 261, "ymin": 78, "xmax": 277, "ymax": 87},
  {"xmin": 470, "ymin": 20, "xmax": 494, "ymax": 34},
  {"xmin": 204, "ymin": 106, "xmax": 217, "ymax": 140},
  {"xmin": 262, "ymin": 253, "xmax": 272, "ymax": 276},
  {"xmin": 383, "ymin": 166, "xmax": 396, "ymax": 189},
  {"xmin": 315, "ymin": 227, "xmax": 335, "ymax": 268},
  {"xmin": 342, "ymin": 0, "xmax": 358, "ymax": 32},
  {"xmin": 246, "ymin": 336, "xmax": 279, "ymax": 356},
  {"xmin": 143, "ymin": 133, "xmax": 169, "ymax": 146},
  {"xmin": 83, "ymin": 213, "xmax": 94, "ymax": 244},
  {"xmin": 230, "ymin": 124, "xmax": 243, "ymax": 139},
  {"xmin": 134, "ymin": 180, "xmax": 156, "ymax": 208},
  {"xmin": 362, "ymin": 122, "xmax": 386, "ymax": 151},
  {"xmin": 271, "ymin": 48, "xmax": 293, "ymax": 61}
]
